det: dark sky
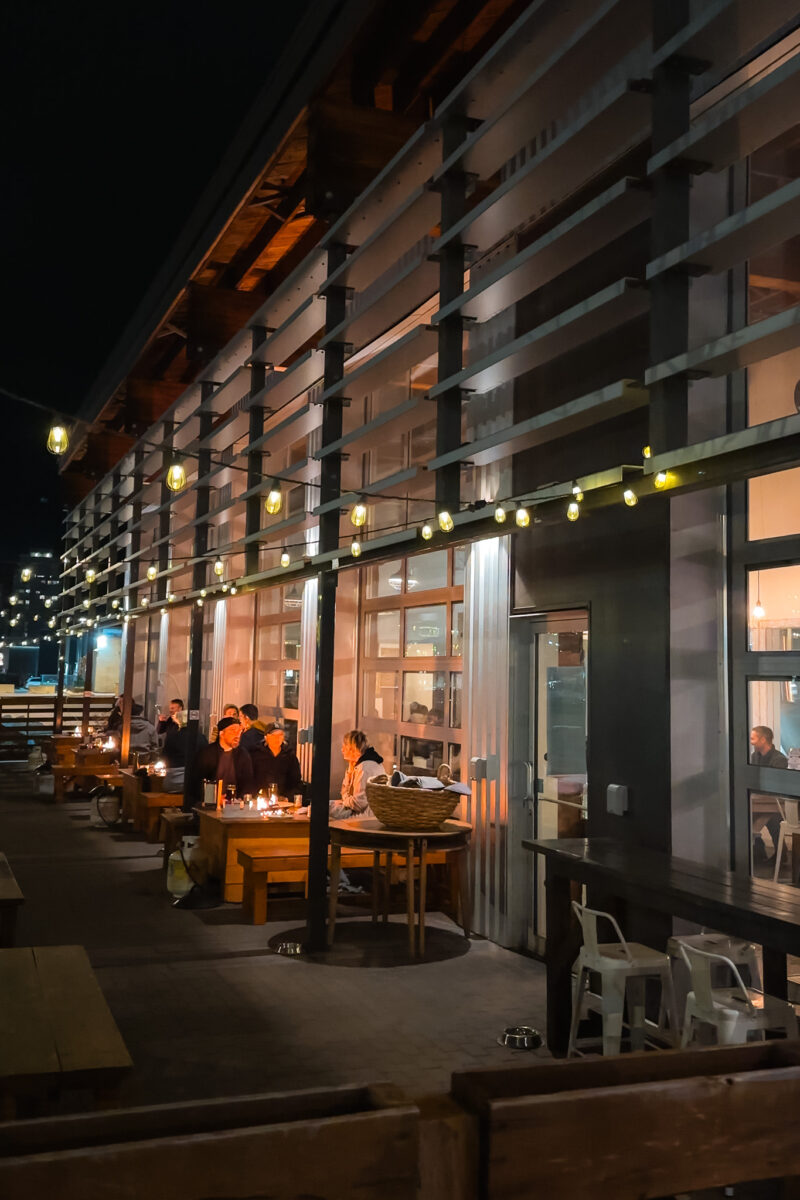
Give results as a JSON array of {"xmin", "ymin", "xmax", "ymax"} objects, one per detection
[{"xmin": 0, "ymin": 0, "xmax": 310, "ymax": 588}]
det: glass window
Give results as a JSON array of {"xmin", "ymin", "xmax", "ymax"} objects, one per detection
[
  {"xmin": 450, "ymin": 672, "xmax": 462, "ymax": 729},
  {"xmin": 402, "ymin": 670, "xmax": 447, "ymax": 724},
  {"xmin": 283, "ymin": 622, "xmax": 301, "ymax": 660},
  {"xmin": 448, "ymin": 743, "xmax": 462, "ymax": 782},
  {"xmin": 400, "ymin": 735, "xmax": 443, "ymax": 775},
  {"xmin": 451, "ymin": 602, "xmax": 464, "ymax": 655},
  {"xmin": 362, "ymin": 670, "xmax": 399, "ymax": 721},
  {"xmin": 749, "ymin": 469, "xmax": 800, "ymax": 540},
  {"xmin": 282, "ymin": 583, "xmax": 303, "ymax": 611},
  {"xmin": 257, "ymin": 624, "xmax": 281, "ymax": 659},
  {"xmin": 408, "ymin": 550, "xmax": 447, "ymax": 593},
  {"xmin": 747, "ymin": 680, "xmax": 800, "ymax": 765},
  {"xmin": 282, "ymin": 668, "xmax": 300, "ymax": 710},
  {"xmin": 365, "ymin": 558, "xmax": 403, "ymax": 599},
  {"xmin": 404, "ymin": 605, "xmax": 447, "ymax": 657},
  {"xmin": 453, "ymin": 547, "xmax": 467, "ymax": 588},
  {"xmin": 750, "ymin": 790, "xmax": 800, "ymax": 884},
  {"xmin": 364, "ymin": 610, "xmax": 401, "ymax": 657},
  {"xmin": 748, "ymin": 565, "xmax": 800, "ymax": 650}
]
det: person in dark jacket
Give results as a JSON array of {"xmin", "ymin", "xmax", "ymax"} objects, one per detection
[
  {"xmin": 156, "ymin": 698, "xmax": 184, "ymax": 739},
  {"xmin": 261, "ymin": 723, "xmax": 302, "ymax": 798},
  {"xmin": 239, "ymin": 704, "xmax": 269, "ymax": 788},
  {"xmin": 186, "ymin": 717, "xmax": 255, "ymax": 809}
]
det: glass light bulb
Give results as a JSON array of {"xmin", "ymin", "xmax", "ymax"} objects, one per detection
[
  {"xmin": 280, "ymin": 551, "xmax": 290, "ymax": 568},
  {"xmin": 350, "ymin": 539, "xmax": 362, "ymax": 558},
  {"xmin": 642, "ymin": 445, "xmax": 652, "ymax": 459},
  {"xmin": 168, "ymin": 593, "xmax": 175, "ymax": 603},
  {"xmin": 623, "ymin": 488, "xmax": 638, "ymax": 507},
  {"xmin": 47, "ymin": 424, "xmax": 69, "ymax": 455},
  {"xmin": 165, "ymin": 462, "xmax": 187, "ymax": 492},
  {"xmin": 654, "ymin": 471, "xmax": 668, "ymax": 490},
  {"xmin": 494, "ymin": 505, "xmax": 507, "ymax": 524},
  {"xmin": 752, "ymin": 600, "xmax": 766, "ymax": 620},
  {"xmin": 572, "ymin": 485, "xmax": 584, "ymax": 502},
  {"xmin": 200, "ymin": 588, "xmax": 207, "ymax": 597},
  {"xmin": 438, "ymin": 510, "xmax": 454, "ymax": 533},
  {"xmin": 515, "ymin": 507, "xmax": 530, "ymax": 528},
  {"xmin": 111, "ymin": 599, "xmax": 119, "ymax": 608},
  {"xmin": 82, "ymin": 598, "xmax": 90, "ymax": 609},
  {"xmin": 213, "ymin": 558, "xmax": 224, "ymax": 577},
  {"xmin": 146, "ymin": 565, "xmax": 157, "ymax": 581},
  {"xmin": 21, "ymin": 568, "xmax": 32, "ymax": 582},
  {"xmin": 142, "ymin": 597, "xmax": 149, "ymax": 607},
  {"xmin": 351, "ymin": 501, "xmax": 367, "ymax": 528},
  {"xmin": 421, "ymin": 523, "xmax": 433, "ymax": 541},
  {"xmin": 567, "ymin": 501, "xmax": 580, "ymax": 522},
  {"xmin": 44, "ymin": 598, "xmax": 52, "ymax": 608},
  {"xmin": 230, "ymin": 586, "xmax": 237, "ymax": 595},
  {"xmin": 85, "ymin": 568, "xmax": 96, "ymax": 583},
  {"xmin": 264, "ymin": 485, "xmax": 282, "ymax": 515},
  {"xmin": 196, "ymin": 598, "xmax": 204, "ymax": 607}
]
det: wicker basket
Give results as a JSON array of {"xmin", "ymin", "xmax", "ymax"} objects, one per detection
[{"xmin": 367, "ymin": 775, "xmax": 460, "ymax": 831}]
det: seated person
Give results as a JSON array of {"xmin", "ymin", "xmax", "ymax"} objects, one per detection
[
  {"xmin": 261, "ymin": 723, "xmax": 302, "ymax": 798},
  {"xmin": 750, "ymin": 725, "xmax": 788, "ymax": 769},
  {"xmin": 329, "ymin": 729, "xmax": 383, "ymax": 820},
  {"xmin": 104, "ymin": 696, "xmax": 123, "ymax": 733},
  {"xmin": 186, "ymin": 717, "xmax": 255, "ymax": 809},
  {"xmin": 156, "ymin": 697, "xmax": 184, "ymax": 738},
  {"xmin": 210, "ymin": 703, "xmax": 240, "ymax": 743},
  {"xmin": 238, "ymin": 703, "xmax": 269, "ymax": 785},
  {"xmin": 129, "ymin": 702, "xmax": 159, "ymax": 752}
]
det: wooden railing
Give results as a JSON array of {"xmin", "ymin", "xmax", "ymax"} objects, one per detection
[{"xmin": 0, "ymin": 693, "xmax": 116, "ymax": 756}]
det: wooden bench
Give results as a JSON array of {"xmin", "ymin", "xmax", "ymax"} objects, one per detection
[
  {"xmin": 237, "ymin": 845, "xmax": 375, "ymax": 924},
  {"xmin": 159, "ymin": 808, "xmax": 196, "ymax": 866},
  {"xmin": 0, "ymin": 854, "xmax": 23, "ymax": 947},
  {"xmin": 132, "ymin": 790, "xmax": 184, "ymax": 841},
  {"xmin": 52, "ymin": 765, "xmax": 123, "ymax": 804},
  {"xmin": 0, "ymin": 945, "xmax": 132, "ymax": 1119}
]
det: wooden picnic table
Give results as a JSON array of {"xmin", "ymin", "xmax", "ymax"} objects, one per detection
[
  {"xmin": 52, "ymin": 764, "xmax": 123, "ymax": 804},
  {"xmin": 0, "ymin": 945, "xmax": 131, "ymax": 1118},
  {"xmin": 196, "ymin": 808, "xmax": 310, "ymax": 902},
  {"xmin": 524, "ymin": 836, "xmax": 800, "ymax": 1056}
]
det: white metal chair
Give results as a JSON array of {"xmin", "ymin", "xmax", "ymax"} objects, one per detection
[
  {"xmin": 679, "ymin": 943, "xmax": 798, "ymax": 1046},
  {"xmin": 567, "ymin": 902, "xmax": 679, "ymax": 1057},
  {"xmin": 665, "ymin": 932, "xmax": 761, "ymax": 1022},
  {"xmin": 772, "ymin": 799, "xmax": 800, "ymax": 883}
]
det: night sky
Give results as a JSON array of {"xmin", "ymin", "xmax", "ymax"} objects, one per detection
[{"xmin": 0, "ymin": 0, "xmax": 309, "ymax": 589}]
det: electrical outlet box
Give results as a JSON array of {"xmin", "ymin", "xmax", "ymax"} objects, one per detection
[{"xmin": 607, "ymin": 783, "xmax": 629, "ymax": 816}]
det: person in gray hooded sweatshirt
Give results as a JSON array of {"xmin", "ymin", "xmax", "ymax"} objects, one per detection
[{"xmin": 129, "ymin": 702, "xmax": 159, "ymax": 753}]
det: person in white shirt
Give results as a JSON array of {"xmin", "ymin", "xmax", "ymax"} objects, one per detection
[{"xmin": 329, "ymin": 729, "xmax": 384, "ymax": 820}]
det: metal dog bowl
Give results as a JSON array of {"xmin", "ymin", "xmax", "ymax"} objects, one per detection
[
  {"xmin": 497, "ymin": 1025, "xmax": 542, "ymax": 1050},
  {"xmin": 274, "ymin": 941, "xmax": 304, "ymax": 957}
]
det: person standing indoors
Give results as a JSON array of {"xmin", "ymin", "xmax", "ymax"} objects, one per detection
[{"xmin": 329, "ymin": 730, "xmax": 383, "ymax": 820}]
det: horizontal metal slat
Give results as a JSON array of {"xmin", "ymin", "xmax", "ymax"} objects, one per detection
[{"xmin": 646, "ymin": 304, "xmax": 800, "ymax": 384}]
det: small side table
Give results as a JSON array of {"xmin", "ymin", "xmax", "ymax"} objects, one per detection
[{"xmin": 328, "ymin": 818, "xmax": 472, "ymax": 957}]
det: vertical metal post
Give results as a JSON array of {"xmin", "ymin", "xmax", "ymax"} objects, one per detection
[
  {"xmin": 306, "ymin": 241, "xmax": 349, "ymax": 951},
  {"xmin": 53, "ymin": 638, "xmax": 66, "ymax": 734},
  {"xmin": 246, "ymin": 328, "xmax": 267, "ymax": 578},
  {"xmin": 82, "ymin": 637, "xmax": 95, "ymax": 738},
  {"xmin": 158, "ymin": 420, "xmax": 174, "ymax": 604},
  {"xmin": 120, "ymin": 621, "xmax": 137, "ymax": 767},
  {"xmin": 186, "ymin": 383, "xmax": 216, "ymax": 769}
]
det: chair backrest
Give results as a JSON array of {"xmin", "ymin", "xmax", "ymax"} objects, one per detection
[
  {"xmin": 571, "ymin": 901, "xmax": 632, "ymax": 961},
  {"xmin": 679, "ymin": 942, "xmax": 754, "ymax": 1016},
  {"xmin": 781, "ymin": 799, "xmax": 800, "ymax": 826}
]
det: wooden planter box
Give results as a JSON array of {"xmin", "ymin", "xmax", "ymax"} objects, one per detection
[
  {"xmin": 452, "ymin": 1042, "xmax": 800, "ymax": 1199},
  {"xmin": 0, "ymin": 1084, "xmax": 418, "ymax": 1200}
]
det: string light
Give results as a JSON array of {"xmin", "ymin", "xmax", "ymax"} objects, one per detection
[
  {"xmin": 168, "ymin": 593, "xmax": 176, "ymax": 603},
  {"xmin": 264, "ymin": 483, "xmax": 283, "ymax": 515},
  {"xmin": 146, "ymin": 564, "xmax": 157, "ymax": 581},
  {"xmin": 623, "ymin": 488, "xmax": 638, "ymax": 507},
  {"xmin": 420, "ymin": 523, "xmax": 433, "ymax": 541},
  {"xmin": 752, "ymin": 571, "xmax": 765, "ymax": 619},
  {"xmin": 566, "ymin": 501, "xmax": 581, "ymax": 522},
  {"xmin": 20, "ymin": 567, "xmax": 32, "ymax": 582},
  {"xmin": 515, "ymin": 507, "xmax": 530, "ymax": 528},
  {"xmin": 142, "ymin": 597, "xmax": 149, "ymax": 607},
  {"xmin": 111, "ymin": 599, "xmax": 119, "ymax": 608},
  {"xmin": 82, "ymin": 598, "xmax": 90, "ymax": 609},
  {"xmin": 165, "ymin": 461, "xmax": 187, "ymax": 492},
  {"xmin": 350, "ymin": 539, "xmax": 362, "ymax": 558},
  {"xmin": 47, "ymin": 424, "xmax": 69, "ymax": 455},
  {"xmin": 438, "ymin": 510, "xmax": 454, "ymax": 533},
  {"xmin": 643, "ymin": 445, "xmax": 652, "ymax": 459},
  {"xmin": 572, "ymin": 483, "xmax": 584, "ymax": 503},
  {"xmin": 196, "ymin": 597, "xmax": 204, "ymax": 607},
  {"xmin": 350, "ymin": 499, "xmax": 368, "ymax": 528},
  {"xmin": 85, "ymin": 568, "xmax": 96, "ymax": 583},
  {"xmin": 280, "ymin": 550, "xmax": 290, "ymax": 568},
  {"xmin": 200, "ymin": 588, "xmax": 207, "ymax": 598},
  {"xmin": 230, "ymin": 586, "xmax": 237, "ymax": 595},
  {"xmin": 494, "ymin": 505, "xmax": 507, "ymax": 524},
  {"xmin": 213, "ymin": 558, "xmax": 224, "ymax": 577},
  {"xmin": 654, "ymin": 471, "xmax": 668, "ymax": 490}
]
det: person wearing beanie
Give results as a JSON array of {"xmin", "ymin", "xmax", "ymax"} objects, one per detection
[{"xmin": 185, "ymin": 716, "xmax": 255, "ymax": 809}]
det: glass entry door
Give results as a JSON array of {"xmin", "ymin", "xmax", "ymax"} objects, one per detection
[{"xmin": 510, "ymin": 610, "xmax": 589, "ymax": 953}]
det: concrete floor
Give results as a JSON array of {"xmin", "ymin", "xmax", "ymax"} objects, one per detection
[{"xmin": 0, "ymin": 766, "xmax": 548, "ymax": 1112}]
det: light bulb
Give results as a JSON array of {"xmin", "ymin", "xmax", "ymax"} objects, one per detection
[
  {"xmin": 21, "ymin": 568, "xmax": 32, "ymax": 582},
  {"xmin": 350, "ymin": 539, "xmax": 362, "ymax": 558},
  {"xmin": 642, "ymin": 445, "xmax": 652, "ymax": 459},
  {"xmin": 566, "ymin": 502, "xmax": 581, "ymax": 522},
  {"xmin": 230, "ymin": 586, "xmax": 237, "ymax": 595},
  {"xmin": 654, "ymin": 471, "xmax": 668, "ymax": 490},
  {"xmin": 44, "ymin": 598, "xmax": 52, "ymax": 608},
  {"xmin": 168, "ymin": 593, "xmax": 175, "ymax": 603},
  {"xmin": 438, "ymin": 510, "xmax": 454, "ymax": 533},
  {"xmin": 572, "ymin": 484, "xmax": 584, "ymax": 502},
  {"xmin": 9, "ymin": 596, "xmax": 16, "ymax": 605},
  {"xmin": 47, "ymin": 424, "xmax": 69, "ymax": 455},
  {"xmin": 111, "ymin": 599, "xmax": 119, "ymax": 608},
  {"xmin": 515, "ymin": 507, "xmax": 530, "ymax": 528},
  {"xmin": 165, "ymin": 461, "xmax": 187, "ymax": 492},
  {"xmin": 200, "ymin": 588, "xmax": 207, "ymax": 597},
  {"xmin": 351, "ymin": 500, "xmax": 367, "ymax": 528},
  {"xmin": 142, "ymin": 597, "xmax": 149, "ymax": 607},
  {"xmin": 146, "ymin": 564, "xmax": 157, "ymax": 581},
  {"xmin": 752, "ymin": 599, "xmax": 766, "ymax": 620},
  {"xmin": 623, "ymin": 488, "xmax": 638, "ymax": 507},
  {"xmin": 85, "ymin": 568, "xmax": 96, "ymax": 583},
  {"xmin": 222, "ymin": 582, "xmax": 229, "ymax": 592},
  {"xmin": 421, "ymin": 523, "xmax": 434, "ymax": 541},
  {"xmin": 123, "ymin": 613, "xmax": 130, "ymax": 622},
  {"xmin": 280, "ymin": 550, "xmax": 290, "ymax": 568},
  {"xmin": 82, "ymin": 598, "xmax": 90, "ymax": 609},
  {"xmin": 494, "ymin": 505, "xmax": 507, "ymax": 524},
  {"xmin": 213, "ymin": 558, "xmax": 224, "ymax": 577},
  {"xmin": 264, "ymin": 484, "xmax": 283, "ymax": 515},
  {"xmin": 196, "ymin": 598, "xmax": 204, "ymax": 607}
]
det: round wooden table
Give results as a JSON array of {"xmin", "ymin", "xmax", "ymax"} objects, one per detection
[{"xmin": 327, "ymin": 818, "xmax": 472, "ymax": 957}]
